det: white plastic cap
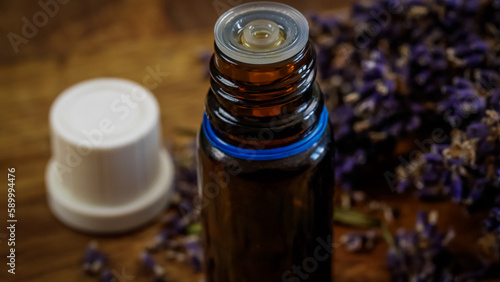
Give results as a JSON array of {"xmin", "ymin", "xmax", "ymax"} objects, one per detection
[{"xmin": 45, "ymin": 78, "xmax": 174, "ymax": 233}]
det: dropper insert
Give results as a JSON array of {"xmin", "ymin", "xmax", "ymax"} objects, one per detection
[
  {"xmin": 214, "ymin": 2, "xmax": 309, "ymax": 64},
  {"xmin": 240, "ymin": 19, "xmax": 285, "ymax": 49}
]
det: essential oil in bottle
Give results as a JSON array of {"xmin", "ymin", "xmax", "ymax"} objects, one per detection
[{"xmin": 197, "ymin": 2, "xmax": 334, "ymax": 281}]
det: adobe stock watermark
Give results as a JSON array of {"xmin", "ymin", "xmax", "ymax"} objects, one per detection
[
  {"xmin": 7, "ymin": 0, "xmax": 71, "ymax": 54},
  {"xmin": 111, "ymin": 267, "xmax": 135, "ymax": 282},
  {"xmin": 384, "ymin": 128, "xmax": 447, "ymax": 191},
  {"xmin": 338, "ymin": 0, "xmax": 404, "ymax": 60},
  {"xmin": 52, "ymin": 65, "xmax": 169, "ymax": 181},
  {"xmin": 282, "ymin": 235, "xmax": 336, "ymax": 282}
]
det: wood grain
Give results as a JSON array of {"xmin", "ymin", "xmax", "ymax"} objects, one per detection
[{"xmin": 0, "ymin": 1, "xmax": 487, "ymax": 281}]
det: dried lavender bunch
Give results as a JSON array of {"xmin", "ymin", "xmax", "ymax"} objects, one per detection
[
  {"xmin": 396, "ymin": 110, "xmax": 500, "ymax": 213},
  {"xmin": 387, "ymin": 211, "xmax": 457, "ymax": 281},
  {"xmin": 310, "ymin": 0, "xmax": 500, "ymax": 192},
  {"xmin": 309, "ymin": 0, "xmax": 500, "ymax": 279}
]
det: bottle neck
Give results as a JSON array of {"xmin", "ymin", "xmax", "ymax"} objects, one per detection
[{"xmin": 205, "ymin": 40, "xmax": 324, "ymax": 149}]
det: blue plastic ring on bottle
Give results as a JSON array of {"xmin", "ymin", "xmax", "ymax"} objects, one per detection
[{"xmin": 202, "ymin": 106, "xmax": 329, "ymax": 161}]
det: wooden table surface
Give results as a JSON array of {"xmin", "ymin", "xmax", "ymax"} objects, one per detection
[{"xmin": 0, "ymin": 1, "xmax": 489, "ymax": 281}]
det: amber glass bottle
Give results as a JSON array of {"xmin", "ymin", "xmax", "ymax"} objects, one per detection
[{"xmin": 197, "ymin": 2, "xmax": 334, "ymax": 282}]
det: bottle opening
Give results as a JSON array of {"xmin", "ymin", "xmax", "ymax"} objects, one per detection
[
  {"xmin": 240, "ymin": 19, "xmax": 285, "ymax": 50},
  {"xmin": 214, "ymin": 2, "xmax": 309, "ymax": 64}
]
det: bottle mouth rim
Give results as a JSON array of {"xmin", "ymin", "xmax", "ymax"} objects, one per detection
[{"xmin": 214, "ymin": 2, "xmax": 309, "ymax": 65}]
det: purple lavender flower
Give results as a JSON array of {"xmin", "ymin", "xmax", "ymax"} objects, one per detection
[
  {"xmin": 101, "ymin": 269, "xmax": 114, "ymax": 282},
  {"xmin": 387, "ymin": 211, "xmax": 456, "ymax": 281},
  {"xmin": 82, "ymin": 241, "xmax": 107, "ymax": 275},
  {"xmin": 438, "ymin": 77, "xmax": 486, "ymax": 128},
  {"xmin": 83, "ymin": 241, "xmax": 99, "ymax": 266},
  {"xmin": 184, "ymin": 236, "xmax": 204, "ymax": 272},
  {"xmin": 335, "ymin": 149, "xmax": 366, "ymax": 191},
  {"xmin": 447, "ymin": 35, "xmax": 489, "ymax": 68},
  {"xmin": 450, "ymin": 172, "xmax": 463, "ymax": 202},
  {"xmin": 147, "ymin": 230, "xmax": 173, "ymax": 251},
  {"xmin": 479, "ymin": 208, "xmax": 500, "ymax": 262},
  {"xmin": 140, "ymin": 252, "xmax": 165, "ymax": 278},
  {"xmin": 488, "ymin": 89, "xmax": 500, "ymax": 112},
  {"xmin": 475, "ymin": 69, "xmax": 500, "ymax": 91},
  {"xmin": 340, "ymin": 230, "xmax": 377, "ymax": 253},
  {"xmin": 308, "ymin": 13, "xmax": 340, "ymax": 35},
  {"xmin": 466, "ymin": 122, "xmax": 495, "ymax": 159}
]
